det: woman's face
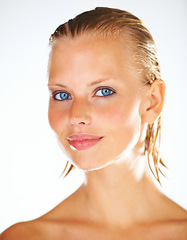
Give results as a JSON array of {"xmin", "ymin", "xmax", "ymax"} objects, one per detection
[{"xmin": 48, "ymin": 36, "xmax": 147, "ymax": 171}]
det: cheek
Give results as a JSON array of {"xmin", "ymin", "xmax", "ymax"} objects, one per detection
[
  {"xmin": 95, "ymin": 99, "xmax": 140, "ymax": 127},
  {"xmin": 96, "ymin": 100, "xmax": 142, "ymax": 146},
  {"xmin": 118, "ymin": 103, "xmax": 142, "ymax": 149},
  {"xmin": 93, "ymin": 101, "xmax": 124, "ymax": 123},
  {"xmin": 48, "ymin": 101, "xmax": 67, "ymax": 134}
]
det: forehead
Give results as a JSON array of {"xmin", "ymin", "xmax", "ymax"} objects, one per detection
[
  {"xmin": 50, "ymin": 35, "xmax": 132, "ymax": 61},
  {"xmin": 50, "ymin": 36, "xmax": 132, "ymax": 65},
  {"xmin": 48, "ymin": 36, "xmax": 136, "ymax": 80}
]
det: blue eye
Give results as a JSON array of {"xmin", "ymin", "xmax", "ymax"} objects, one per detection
[
  {"xmin": 95, "ymin": 88, "xmax": 114, "ymax": 97},
  {"xmin": 53, "ymin": 92, "xmax": 71, "ymax": 101}
]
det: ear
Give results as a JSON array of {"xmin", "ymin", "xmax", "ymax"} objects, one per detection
[{"xmin": 141, "ymin": 79, "xmax": 165, "ymax": 124}]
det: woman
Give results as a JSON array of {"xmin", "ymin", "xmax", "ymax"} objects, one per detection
[{"xmin": 1, "ymin": 7, "xmax": 187, "ymax": 239}]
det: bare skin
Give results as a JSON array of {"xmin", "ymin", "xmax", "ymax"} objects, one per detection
[
  {"xmin": 1, "ymin": 175, "xmax": 187, "ymax": 240},
  {"xmin": 1, "ymin": 36, "xmax": 187, "ymax": 239}
]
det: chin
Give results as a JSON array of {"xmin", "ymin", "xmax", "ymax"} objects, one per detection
[{"xmin": 66, "ymin": 150, "xmax": 116, "ymax": 172}]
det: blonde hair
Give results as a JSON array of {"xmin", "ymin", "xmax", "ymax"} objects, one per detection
[{"xmin": 49, "ymin": 7, "xmax": 166, "ymax": 183}]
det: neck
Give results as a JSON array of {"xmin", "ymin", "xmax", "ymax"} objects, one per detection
[{"xmin": 81, "ymin": 153, "xmax": 161, "ymax": 228}]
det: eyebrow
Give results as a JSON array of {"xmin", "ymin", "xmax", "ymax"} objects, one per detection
[
  {"xmin": 48, "ymin": 83, "xmax": 67, "ymax": 88},
  {"xmin": 48, "ymin": 78, "xmax": 114, "ymax": 88},
  {"xmin": 88, "ymin": 78, "xmax": 112, "ymax": 87}
]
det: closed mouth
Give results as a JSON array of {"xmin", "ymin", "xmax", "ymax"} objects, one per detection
[{"xmin": 67, "ymin": 134, "xmax": 103, "ymax": 150}]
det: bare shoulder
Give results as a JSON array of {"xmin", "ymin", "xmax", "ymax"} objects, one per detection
[
  {"xmin": 0, "ymin": 220, "xmax": 49, "ymax": 240},
  {"xmin": 171, "ymin": 218, "xmax": 187, "ymax": 235},
  {"xmin": 159, "ymin": 192, "xmax": 187, "ymax": 220},
  {"xmin": 151, "ymin": 219, "xmax": 187, "ymax": 239},
  {"xmin": 160, "ymin": 196, "xmax": 187, "ymax": 237},
  {"xmin": 0, "ymin": 187, "xmax": 85, "ymax": 240}
]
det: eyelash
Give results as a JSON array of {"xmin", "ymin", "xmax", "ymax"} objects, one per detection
[
  {"xmin": 51, "ymin": 91, "xmax": 71, "ymax": 101},
  {"xmin": 94, "ymin": 86, "xmax": 116, "ymax": 97},
  {"xmin": 51, "ymin": 87, "xmax": 116, "ymax": 101}
]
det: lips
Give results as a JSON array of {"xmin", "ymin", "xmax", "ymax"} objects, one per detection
[{"xmin": 67, "ymin": 134, "xmax": 103, "ymax": 150}]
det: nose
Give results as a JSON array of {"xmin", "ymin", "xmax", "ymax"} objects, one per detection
[{"xmin": 69, "ymin": 98, "xmax": 91, "ymax": 126}]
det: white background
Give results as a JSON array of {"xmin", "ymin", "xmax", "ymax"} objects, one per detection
[{"xmin": 0, "ymin": 0, "xmax": 187, "ymax": 233}]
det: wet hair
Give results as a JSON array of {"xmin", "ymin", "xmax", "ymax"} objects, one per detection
[{"xmin": 49, "ymin": 7, "xmax": 166, "ymax": 183}]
